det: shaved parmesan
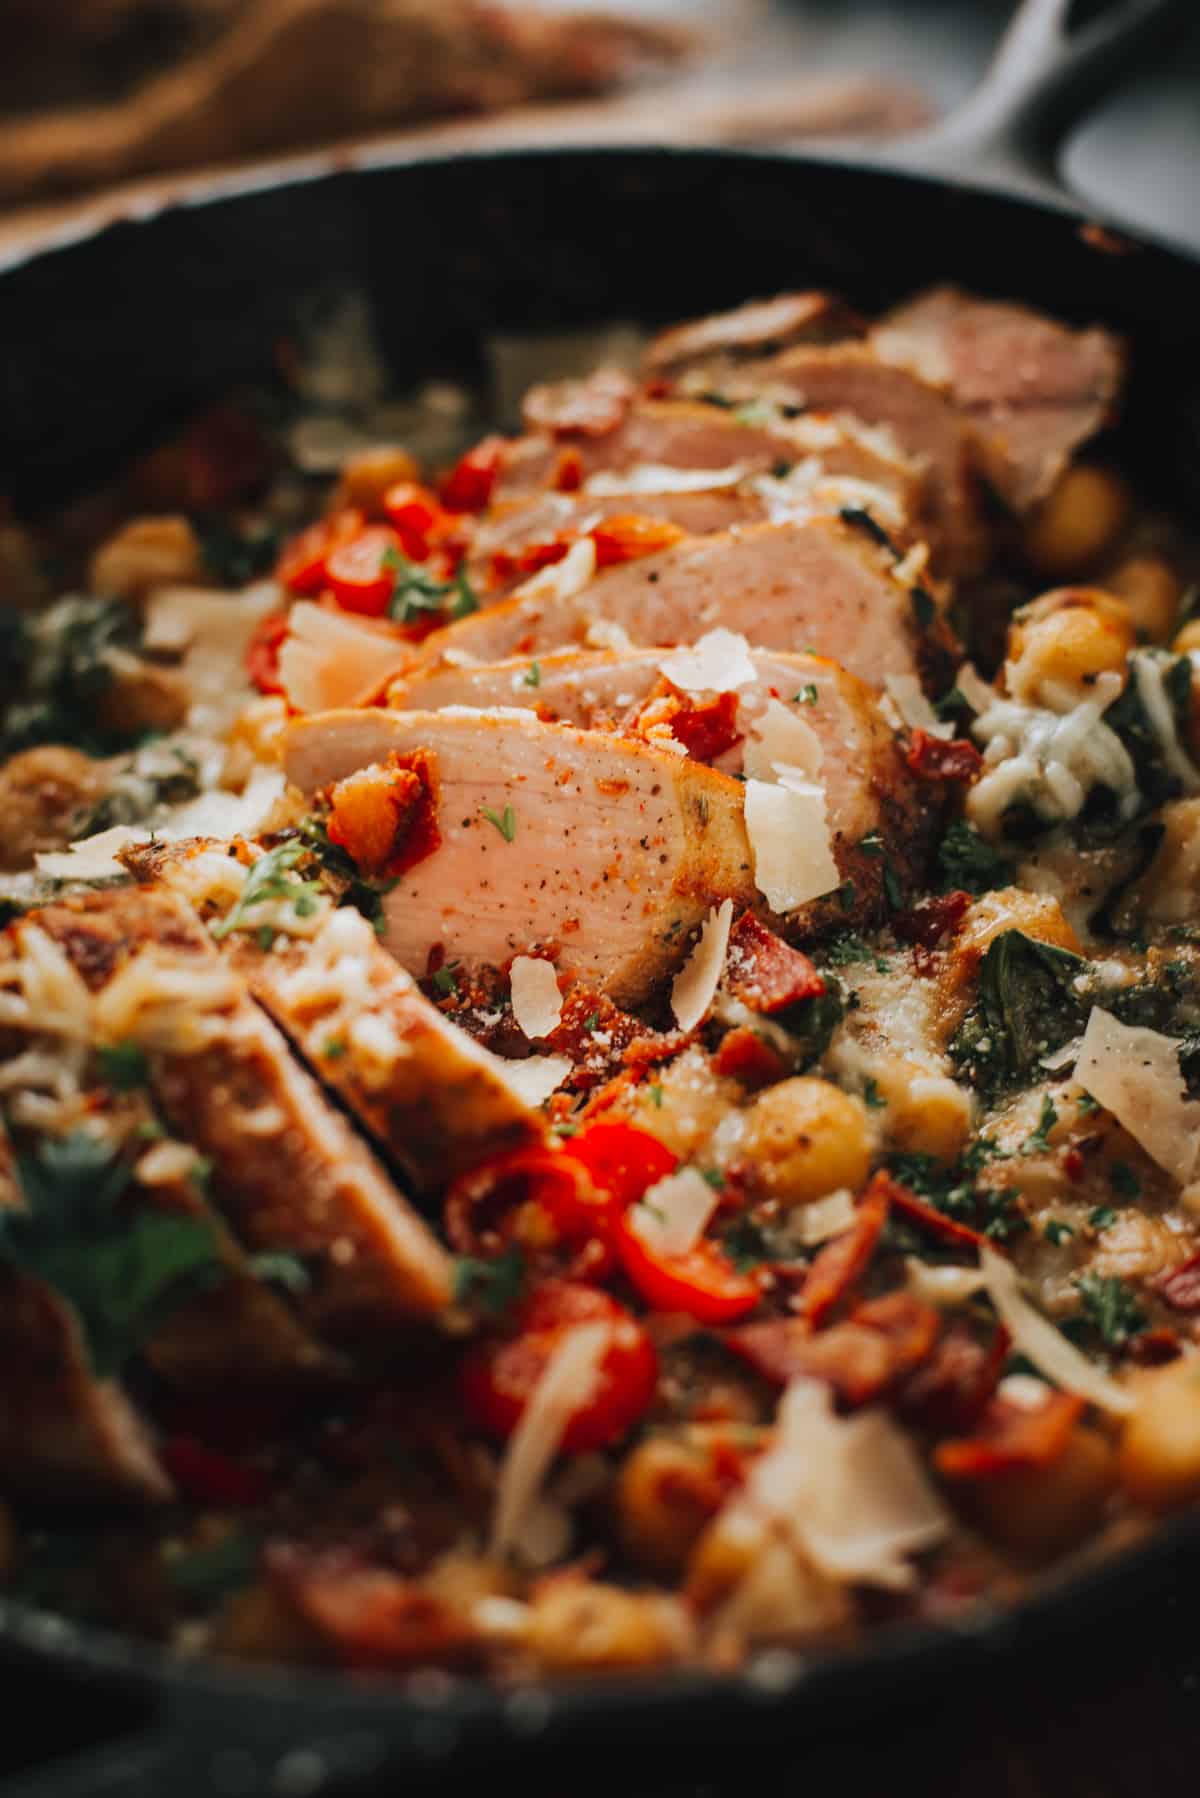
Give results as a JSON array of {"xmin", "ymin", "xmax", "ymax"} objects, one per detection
[
  {"xmin": 629, "ymin": 1167, "xmax": 720, "ymax": 1257},
  {"xmin": 904, "ymin": 1259, "xmax": 987, "ymax": 1306},
  {"xmin": 584, "ymin": 463, "xmax": 747, "ymax": 497},
  {"xmin": 658, "ymin": 629, "xmax": 756, "ymax": 696},
  {"xmin": 490, "ymin": 1320, "xmax": 610, "ymax": 1562},
  {"xmin": 883, "ymin": 673, "xmax": 953, "ymax": 740},
  {"xmin": 978, "ymin": 1245, "xmax": 1134, "ymax": 1416},
  {"xmin": 746, "ymin": 1379, "xmax": 949, "ymax": 1591},
  {"xmin": 36, "ymin": 826, "xmax": 146, "ymax": 882},
  {"xmin": 166, "ymin": 765, "xmax": 287, "ymax": 842},
  {"xmin": 584, "ymin": 618, "xmax": 634, "ymax": 654},
  {"xmin": 279, "ymin": 603, "xmax": 411, "ymax": 713},
  {"xmin": 744, "ymin": 779, "xmax": 840, "ymax": 914},
  {"xmin": 497, "ymin": 1054, "xmax": 573, "ymax": 1107},
  {"xmin": 1074, "ymin": 1007, "xmax": 1200, "ymax": 1185},
  {"xmin": 743, "ymin": 698, "xmax": 824, "ymax": 783},
  {"xmin": 513, "ymin": 535, "xmax": 596, "ymax": 606},
  {"xmin": 670, "ymin": 899, "xmax": 733, "ymax": 1031},
  {"xmin": 510, "ymin": 956, "xmax": 564, "ymax": 1041},
  {"xmin": 793, "ymin": 1188, "xmax": 857, "ymax": 1246}
]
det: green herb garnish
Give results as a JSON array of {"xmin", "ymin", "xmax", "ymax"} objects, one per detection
[
  {"xmin": 210, "ymin": 842, "xmax": 323, "ymax": 942},
  {"xmin": 96, "ymin": 1042, "xmax": 149, "ymax": 1091},
  {"xmin": 1072, "ymin": 1272, "xmax": 1145, "ymax": 1349},
  {"xmin": 936, "ymin": 821, "xmax": 1013, "ymax": 896},
  {"xmin": 480, "ymin": 804, "xmax": 517, "ymax": 843},
  {"xmin": 453, "ymin": 1248, "xmax": 526, "ymax": 1316},
  {"xmin": 1022, "ymin": 1094, "xmax": 1058, "ymax": 1155}
]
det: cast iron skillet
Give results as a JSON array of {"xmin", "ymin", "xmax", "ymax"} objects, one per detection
[{"xmin": 2, "ymin": 2, "xmax": 1200, "ymax": 1791}]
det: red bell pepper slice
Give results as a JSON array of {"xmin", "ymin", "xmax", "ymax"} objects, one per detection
[{"xmin": 612, "ymin": 1212, "xmax": 761, "ymax": 1325}]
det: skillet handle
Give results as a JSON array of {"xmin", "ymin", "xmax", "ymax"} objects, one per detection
[{"xmin": 873, "ymin": 0, "xmax": 1188, "ymax": 205}]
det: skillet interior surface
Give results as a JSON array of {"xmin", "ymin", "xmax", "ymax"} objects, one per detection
[{"xmin": 2, "ymin": 144, "xmax": 1200, "ymax": 1788}]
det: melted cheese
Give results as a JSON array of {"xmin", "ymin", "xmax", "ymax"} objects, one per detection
[{"xmin": 967, "ymin": 669, "xmax": 1137, "ymax": 836}]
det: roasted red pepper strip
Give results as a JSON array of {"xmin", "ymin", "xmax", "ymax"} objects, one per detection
[
  {"xmin": 794, "ymin": 1178, "xmax": 891, "ymax": 1328},
  {"xmin": 613, "ymin": 1215, "xmax": 762, "ymax": 1325},
  {"xmin": 934, "ymin": 1391, "xmax": 1084, "ymax": 1479},
  {"xmin": 244, "ymin": 608, "xmax": 290, "ymax": 696},
  {"xmin": 459, "ymin": 1282, "xmax": 658, "ymax": 1452},
  {"xmin": 905, "ymin": 730, "xmax": 984, "ymax": 782},
  {"xmin": 440, "ymin": 435, "xmax": 508, "ymax": 512}
]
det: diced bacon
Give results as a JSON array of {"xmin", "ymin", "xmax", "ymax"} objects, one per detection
[
  {"xmin": 794, "ymin": 1178, "xmax": 891, "ymax": 1328},
  {"xmin": 892, "ymin": 890, "xmax": 972, "ymax": 950},
  {"xmin": 325, "ymin": 748, "xmax": 442, "ymax": 879},
  {"xmin": 712, "ymin": 1026, "xmax": 788, "ymax": 1090},
  {"xmin": 934, "ymin": 1391, "xmax": 1084, "ymax": 1479},
  {"xmin": 727, "ymin": 1292, "xmax": 940, "ymax": 1409},
  {"xmin": 721, "ymin": 913, "xmax": 825, "ymax": 1014}
]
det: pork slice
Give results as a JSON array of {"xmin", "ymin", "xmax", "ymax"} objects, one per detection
[
  {"xmin": 494, "ymin": 398, "xmax": 923, "ymax": 522},
  {"xmin": 26, "ymin": 890, "xmax": 454, "ymax": 1341},
  {"xmin": 730, "ymin": 343, "xmax": 989, "ymax": 577},
  {"xmin": 229, "ymin": 908, "xmax": 547, "ymax": 1195},
  {"xmin": 410, "ymin": 517, "xmax": 947, "ymax": 693},
  {"xmin": 641, "ymin": 291, "xmax": 865, "ymax": 378},
  {"xmin": 387, "ymin": 647, "xmax": 930, "ymax": 932},
  {"xmin": 284, "ymin": 709, "xmax": 758, "ymax": 1005},
  {"xmin": 870, "ymin": 285, "xmax": 1126, "ymax": 511}
]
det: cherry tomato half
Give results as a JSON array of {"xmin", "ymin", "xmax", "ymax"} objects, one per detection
[
  {"xmin": 325, "ymin": 525, "xmax": 402, "ymax": 617},
  {"xmin": 275, "ymin": 507, "xmax": 366, "ymax": 596},
  {"xmin": 612, "ymin": 1214, "xmax": 762, "ymax": 1325},
  {"xmin": 383, "ymin": 481, "xmax": 457, "ymax": 562},
  {"xmin": 444, "ymin": 1146, "xmax": 615, "ymax": 1280},
  {"xmin": 560, "ymin": 1120, "xmax": 678, "ymax": 1213},
  {"xmin": 440, "ymin": 435, "xmax": 508, "ymax": 513},
  {"xmin": 459, "ymin": 1282, "xmax": 658, "ymax": 1452}
]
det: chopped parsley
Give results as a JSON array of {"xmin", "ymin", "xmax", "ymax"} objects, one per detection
[
  {"xmin": 882, "ymin": 862, "xmax": 904, "ymax": 912},
  {"xmin": 936, "ymin": 820, "xmax": 1013, "ymax": 896},
  {"xmin": 247, "ymin": 1251, "xmax": 312, "ymax": 1294},
  {"xmin": 96, "ymin": 1041, "xmax": 149, "ymax": 1091},
  {"xmin": 480, "ymin": 804, "xmax": 517, "ymax": 843},
  {"xmin": 210, "ymin": 842, "xmax": 323, "ymax": 942},
  {"xmin": 452, "ymin": 1248, "xmax": 526, "ymax": 1316},
  {"xmin": 166, "ymin": 1529, "xmax": 262, "ymax": 1604},
  {"xmin": 823, "ymin": 932, "xmax": 889, "ymax": 974},
  {"xmin": 793, "ymin": 684, "xmax": 818, "ymax": 706},
  {"xmin": 857, "ymin": 831, "xmax": 884, "ymax": 858},
  {"xmin": 862, "ymin": 1077, "xmax": 886, "ymax": 1110},
  {"xmin": 1072, "ymin": 1272, "xmax": 1145, "ymax": 1349},
  {"xmin": 888, "ymin": 1138, "xmax": 1026, "ymax": 1242},
  {"xmin": 1044, "ymin": 1219, "xmax": 1074, "ymax": 1245},
  {"xmin": 1, "ymin": 1132, "xmax": 223, "ymax": 1375},
  {"xmin": 1022, "ymin": 1094, "xmax": 1058, "ymax": 1155},
  {"xmin": 322, "ymin": 1037, "xmax": 348, "ymax": 1059},
  {"xmin": 297, "ymin": 816, "xmax": 396, "ymax": 934},
  {"xmin": 1088, "ymin": 1206, "xmax": 1118, "ymax": 1232},
  {"xmin": 430, "ymin": 964, "xmax": 460, "ymax": 997},
  {"xmin": 523, "ymin": 660, "xmax": 542, "ymax": 688},
  {"xmin": 648, "ymin": 1083, "xmax": 664, "ymax": 1109},
  {"xmin": 384, "ymin": 548, "xmax": 479, "ymax": 625}
]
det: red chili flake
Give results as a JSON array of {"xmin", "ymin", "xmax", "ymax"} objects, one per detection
[
  {"xmin": 712, "ymin": 1027, "xmax": 787, "ymax": 1090},
  {"xmin": 882, "ymin": 1174, "xmax": 989, "ymax": 1250},
  {"xmin": 1150, "ymin": 1253, "xmax": 1200, "ymax": 1314},
  {"xmin": 522, "ymin": 369, "xmax": 636, "ymax": 438},
  {"xmin": 668, "ymin": 690, "xmax": 743, "ymax": 763},
  {"xmin": 905, "ymin": 730, "xmax": 984, "ymax": 783},
  {"xmin": 793, "ymin": 1176, "xmax": 891, "ymax": 1329},
  {"xmin": 722, "ymin": 912, "xmax": 825, "ymax": 1014},
  {"xmin": 892, "ymin": 889, "xmax": 972, "ymax": 950},
  {"xmin": 934, "ymin": 1390, "xmax": 1083, "ymax": 1479}
]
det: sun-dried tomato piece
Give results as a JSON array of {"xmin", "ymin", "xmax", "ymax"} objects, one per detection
[
  {"xmin": 325, "ymin": 747, "xmax": 440, "ymax": 878},
  {"xmin": 1128, "ymin": 1326, "xmax": 1182, "ymax": 1366},
  {"xmin": 905, "ymin": 730, "xmax": 984, "ymax": 782},
  {"xmin": 667, "ymin": 690, "xmax": 743, "ymax": 763},
  {"xmin": 793, "ymin": 1176, "xmax": 891, "ymax": 1329},
  {"xmin": 551, "ymin": 446, "xmax": 585, "ymax": 491},
  {"xmin": 722, "ymin": 912, "xmax": 825, "ymax": 1015},
  {"xmin": 934, "ymin": 1391, "xmax": 1084, "ymax": 1479},
  {"xmin": 881, "ymin": 1174, "xmax": 989, "ymax": 1250},
  {"xmin": 892, "ymin": 889, "xmax": 972, "ymax": 950},
  {"xmin": 1151, "ymin": 1253, "xmax": 1200, "ymax": 1313},
  {"xmin": 712, "ymin": 1026, "xmax": 788, "ymax": 1090},
  {"xmin": 522, "ymin": 369, "xmax": 636, "ymax": 438}
]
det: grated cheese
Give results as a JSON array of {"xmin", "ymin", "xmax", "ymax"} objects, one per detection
[
  {"xmin": 670, "ymin": 899, "xmax": 733, "ymax": 1032},
  {"xmin": 793, "ymin": 1188, "xmax": 858, "ymax": 1246},
  {"xmin": 967, "ymin": 668, "xmax": 1137, "ymax": 837},
  {"xmin": 658, "ymin": 629, "xmax": 757, "ymax": 696},
  {"xmin": 1131, "ymin": 651, "xmax": 1200, "ymax": 794},
  {"xmin": 490, "ymin": 1319, "xmax": 611, "ymax": 1562},
  {"xmin": 628, "ymin": 1167, "xmax": 720, "ymax": 1257},
  {"xmin": 509, "ymin": 956, "xmax": 564, "ymax": 1041},
  {"xmin": 1073, "ymin": 1007, "xmax": 1200, "ymax": 1186},
  {"xmin": 979, "ymin": 1244, "xmax": 1134, "ymax": 1416}
]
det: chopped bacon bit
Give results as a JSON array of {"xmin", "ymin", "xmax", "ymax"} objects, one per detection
[
  {"xmin": 551, "ymin": 447, "xmax": 585, "ymax": 492},
  {"xmin": 546, "ymin": 987, "xmax": 644, "ymax": 1087},
  {"xmin": 522, "ymin": 369, "xmax": 636, "ymax": 439},
  {"xmin": 898, "ymin": 1323, "xmax": 1009, "ymax": 1435},
  {"xmin": 325, "ymin": 747, "xmax": 441, "ymax": 879},
  {"xmin": 905, "ymin": 730, "xmax": 984, "ymax": 783},
  {"xmin": 713, "ymin": 1026, "xmax": 788, "ymax": 1090},
  {"xmin": 440, "ymin": 435, "xmax": 508, "ymax": 513},
  {"xmin": 590, "ymin": 514, "xmax": 687, "ymax": 568},
  {"xmin": 892, "ymin": 889, "xmax": 972, "ymax": 950},
  {"xmin": 668, "ymin": 690, "xmax": 743, "ymax": 763},
  {"xmin": 1128, "ymin": 1327, "xmax": 1182, "ymax": 1366},
  {"xmin": 577, "ymin": 1068, "xmax": 641, "ymax": 1120},
  {"xmin": 793, "ymin": 1176, "xmax": 891, "ymax": 1329},
  {"xmin": 1150, "ymin": 1253, "xmax": 1200, "ymax": 1314},
  {"xmin": 727, "ymin": 1291, "xmax": 940, "ymax": 1408},
  {"xmin": 722, "ymin": 912, "xmax": 825, "ymax": 1014},
  {"xmin": 882, "ymin": 1174, "xmax": 989, "ymax": 1250},
  {"xmin": 934, "ymin": 1391, "xmax": 1084, "ymax": 1479},
  {"xmin": 269, "ymin": 1547, "xmax": 484, "ymax": 1671}
]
